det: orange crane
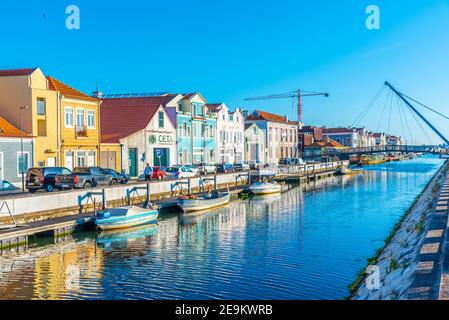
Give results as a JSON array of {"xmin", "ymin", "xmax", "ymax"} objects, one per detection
[{"xmin": 244, "ymin": 89, "xmax": 329, "ymax": 123}]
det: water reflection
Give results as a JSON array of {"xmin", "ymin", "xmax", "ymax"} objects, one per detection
[{"xmin": 0, "ymin": 157, "xmax": 444, "ymax": 300}]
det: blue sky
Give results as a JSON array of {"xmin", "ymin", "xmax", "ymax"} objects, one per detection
[{"xmin": 1, "ymin": 0, "xmax": 449, "ymax": 144}]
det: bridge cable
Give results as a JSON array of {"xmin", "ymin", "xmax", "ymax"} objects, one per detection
[
  {"xmin": 405, "ymin": 99, "xmax": 435, "ymax": 145},
  {"xmin": 398, "ymin": 96, "xmax": 415, "ymax": 145},
  {"xmin": 386, "ymin": 88, "xmax": 394, "ymax": 135},
  {"xmin": 395, "ymin": 94, "xmax": 408, "ymax": 145},
  {"xmin": 376, "ymin": 89, "xmax": 391, "ymax": 133},
  {"xmin": 351, "ymin": 85, "xmax": 385, "ymax": 128},
  {"xmin": 401, "ymin": 93, "xmax": 449, "ymax": 121}
]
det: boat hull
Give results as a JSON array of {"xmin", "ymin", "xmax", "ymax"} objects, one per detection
[
  {"xmin": 177, "ymin": 193, "xmax": 230, "ymax": 213},
  {"xmin": 249, "ymin": 183, "xmax": 282, "ymax": 195},
  {"xmin": 95, "ymin": 210, "xmax": 159, "ymax": 231}
]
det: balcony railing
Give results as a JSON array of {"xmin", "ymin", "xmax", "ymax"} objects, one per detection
[{"xmin": 76, "ymin": 125, "xmax": 88, "ymax": 138}]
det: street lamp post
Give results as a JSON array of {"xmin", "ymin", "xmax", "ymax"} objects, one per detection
[{"xmin": 19, "ymin": 106, "xmax": 29, "ymax": 191}]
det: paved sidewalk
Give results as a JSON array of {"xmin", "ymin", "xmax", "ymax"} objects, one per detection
[{"xmin": 406, "ymin": 174, "xmax": 449, "ymax": 299}]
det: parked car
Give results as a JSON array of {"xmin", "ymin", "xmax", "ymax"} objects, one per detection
[
  {"xmin": 55, "ymin": 166, "xmax": 117, "ymax": 189},
  {"xmin": 0, "ymin": 180, "xmax": 21, "ymax": 195},
  {"xmin": 196, "ymin": 162, "xmax": 217, "ymax": 175},
  {"xmin": 215, "ymin": 162, "xmax": 234, "ymax": 173},
  {"xmin": 248, "ymin": 160, "xmax": 264, "ymax": 170},
  {"xmin": 26, "ymin": 167, "xmax": 72, "ymax": 193},
  {"xmin": 233, "ymin": 161, "xmax": 250, "ymax": 171},
  {"xmin": 137, "ymin": 166, "xmax": 166, "ymax": 181},
  {"xmin": 104, "ymin": 168, "xmax": 129, "ymax": 184},
  {"xmin": 182, "ymin": 164, "xmax": 199, "ymax": 176},
  {"xmin": 164, "ymin": 166, "xmax": 196, "ymax": 179}
]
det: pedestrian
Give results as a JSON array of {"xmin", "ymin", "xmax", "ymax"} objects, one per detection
[{"xmin": 144, "ymin": 163, "xmax": 152, "ymax": 182}]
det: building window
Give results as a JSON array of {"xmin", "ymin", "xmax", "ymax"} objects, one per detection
[
  {"xmin": 87, "ymin": 110, "xmax": 95, "ymax": 128},
  {"xmin": 158, "ymin": 111, "xmax": 164, "ymax": 128},
  {"xmin": 17, "ymin": 152, "xmax": 30, "ymax": 177},
  {"xmin": 76, "ymin": 109, "xmax": 85, "ymax": 127},
  {"xmin": 77, "ymin": 151, "xmax": 86, "ymax": 167},
  {"xmin": 37, "ymin": 98, "xmax": 46, "ymax": 115},
  {"xmin": 65, "ymin": 107, "xmax": 74, "ymax": 127}
]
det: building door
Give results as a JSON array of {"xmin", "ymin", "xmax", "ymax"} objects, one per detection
[
  {"xmin": 65, "ymin": 151, "xmax": 73, "ymax": 170},
  {"xmin": 100, "ymin": 151, "xmax": 116, "ymax": 170},
  {"xmin": 129, "ymin": 148, "xmax": 138, "ymax": 177},
  {"xmin": 153, "ymin": 148, "xmax": 169, "ymax": 167},
  {"xmin": 87, "ymin": 151, "xmax": 96, "ymax": 167},
  {"xmin": 48, "ymin": 157, "xmax": 56, "ymax": 167}
]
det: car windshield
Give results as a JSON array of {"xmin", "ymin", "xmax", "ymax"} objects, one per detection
[{"xmin": 73, "ymin": 167, "xmax": 90, "ymax": 174}]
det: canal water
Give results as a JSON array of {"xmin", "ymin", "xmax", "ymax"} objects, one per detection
[{"xmin": 0, "ymin": 156, "xmax": 444, "ymax": 300}]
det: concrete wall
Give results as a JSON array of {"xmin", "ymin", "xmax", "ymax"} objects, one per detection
[{"xmin": 0, "ymin": 172, "xmax": 247, "ymax": 218}]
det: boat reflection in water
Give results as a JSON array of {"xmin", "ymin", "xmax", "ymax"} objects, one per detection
[
  {"xmin": 96, "ymin": 224, "xmax": 159, "ymax": 249},
  {"xmin": 0, "ymin": 156, "xmax": 443, "ymax": 300}
]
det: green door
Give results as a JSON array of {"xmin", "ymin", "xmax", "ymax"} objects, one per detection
[
  {"xmin": 153, "ymin": 148, "xmax": 169, "ymax": 167},
  {"xmin": 129, "ymin": 148, "xmax": 137, "ymax": 177}
]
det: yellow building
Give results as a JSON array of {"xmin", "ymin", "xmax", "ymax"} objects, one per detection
[
  {"xmin": 0, "ymin": 67, "xmax": 59, "ymax": 167},
  {"xmin": 99, "ymin": 143, "xmax": 122, "ymax": 172},
  {"xmin": 47, "ymin": 76, "xmax": 101, "ymax": 169}
]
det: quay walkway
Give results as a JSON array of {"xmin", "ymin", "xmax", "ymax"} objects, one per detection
[{"xmin": 405, "ymin": 173, "xmax": 449, "ymax": 299}]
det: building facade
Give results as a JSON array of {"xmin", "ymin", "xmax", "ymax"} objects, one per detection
[
  {"xmin": 176, "ymin": 93, "xmax": 217, "ymax": 164},
  {"xmin": 246, "ymin": 110, "xmax": 299, "ymax": 164},
  {"xmin": 47, "ymin": 76, "xmax": 101, "ymax": 170},
  {"xmin": 0, "ymin": 68, "xmax": 59, "ymax": 167},
  {"xmin": 100, "ymin": 95, "xmax": 177, "ymax": 176},
  {"xmin": 244, "ymin": 123, "xmax": 266, "ymax": 163},
  {"xmin": 298, "ymin": 126, "xmax": 323, "ymax": 153},
  {"xmin": 207, "ymin": 103, "xmax": 244, "ymax": 163},
  {"xmin": 0, "ymin": 117, "xmax": 33, "ymax": 185}
]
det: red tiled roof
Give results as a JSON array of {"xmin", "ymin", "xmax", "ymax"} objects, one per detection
[
  {"xmin": 0, "ymin": 68, "xmax": 37, "ymax": 77},
  {"xmin": 247, "ymin": 110, "xmax": 293, "ymax": 124},
  {"xmin": 101, "ymin": 95, "xmax": 177, "ymax": 108},
  {"xmin": 100, "ymin": 96, "xmax": 176, "ymax": 143},
  {"xmin": 0, "ymin": 116, "xmax": 32, "ymax": 138},
  {"xmin": 326, "ymin": 139, "xmax": 344, "ymax": 148},
  {"xmin": 47, "ymin": 76, "xmax": 98, "ymax": 102}
]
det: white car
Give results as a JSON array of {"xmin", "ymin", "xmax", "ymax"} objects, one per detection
[
  {"xmin": 181, "ymin": 165, "xmax": 199, "ymax": 176},
  {"xmin": 196, "ymin": 162, "xmax": 217, "ymax": 175},
  {"xmin": 165, "ymin": 166, "xmax": 196, "ymax": 179}
]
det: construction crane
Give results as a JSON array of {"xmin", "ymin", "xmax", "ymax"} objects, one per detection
[{"xmin": 244, "ymin": 90, "xmax": 329, "ymax": 123}]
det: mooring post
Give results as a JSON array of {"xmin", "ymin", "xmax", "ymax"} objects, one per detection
[
  {"xmin": 146, "ymin": 182, "xmax": 150, "ymax": 204},
  {"xmin": 187, "ymin": 179, "xmax": 191, "ymax": 195},
  {"xmin": 102, "ymin": 189, "xmax": 106, "ymax": 210}
]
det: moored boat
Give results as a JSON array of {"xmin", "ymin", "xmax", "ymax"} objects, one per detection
[
  {"xmin": 177, "ymin": 191, "xmax": 230, "ymax": 213},
  {"xmin": 337, "ymin": 167, "xmax": 364, "ymax": 175},
  {"xmin": 249, "ymin": 182, "xmax": 282, "ymax": 195},
  {"xmin": 95, "ymin": 205, "xmax": 159, "ymax": 231}
]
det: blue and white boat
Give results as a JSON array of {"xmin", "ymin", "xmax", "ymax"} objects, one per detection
[{"xmin": 95, "ymin": 205, "xmax": 159, "ymax": 231}]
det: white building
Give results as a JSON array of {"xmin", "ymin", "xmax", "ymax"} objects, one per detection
[
  {"xmin": 244, "ymin": 123, "xmax": 266, "ymax": 164},
  {"xmin": 100, "ymin": 95, "xmax": 178, "ymax": 177},
  {"xmin": 246, "ymin": 110, "xmax": 299, "ymax": 164},
  {"xmin": 207, "ymin": 103, "xmax": 244, "ymax": 163}
]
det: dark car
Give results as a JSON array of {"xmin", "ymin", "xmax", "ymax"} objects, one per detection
[
  {"xmin": 55, "ymin": 166, "xmax": 117, "ymax": 189},
  {"xmin": 104, "ymin": 168, "xmax": 129, "ymax": 184},
  {"xmin": 215, "ymin": 162, "xmax": 234, "ymax": 173},
  {"xmin": 26, "ymin": 167, "xmax": 72, "ymax": 193}
]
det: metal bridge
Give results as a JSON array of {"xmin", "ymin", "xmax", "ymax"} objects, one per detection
[
  {"xmin": 325, "ymin": 145, "xmax": 449, "ymax": 157},
  {"xmin": 328, "ymin": 81, "xmax": 449, "ymax": 160}
]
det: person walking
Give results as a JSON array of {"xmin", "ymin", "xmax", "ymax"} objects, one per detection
[{"xmin": 144, "ymin": 163, "xmax": 152, "ymax": 182}]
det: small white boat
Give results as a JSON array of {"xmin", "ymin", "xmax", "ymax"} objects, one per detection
[
  {"xmin": 249, "ymin": 182, "xmax": 282, "ymax": 195},
  {"xmin": 95, "ymin": 205, "xmax": 159, "ymax": 231},
  {"xmin": 177, "ymin": 191, "xmax": 230, "ymax": 213}
]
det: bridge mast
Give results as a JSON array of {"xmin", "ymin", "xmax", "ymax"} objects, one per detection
[{"xmin": 385, "ymin": 81, "xmax": 449, "ymax": 145}]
